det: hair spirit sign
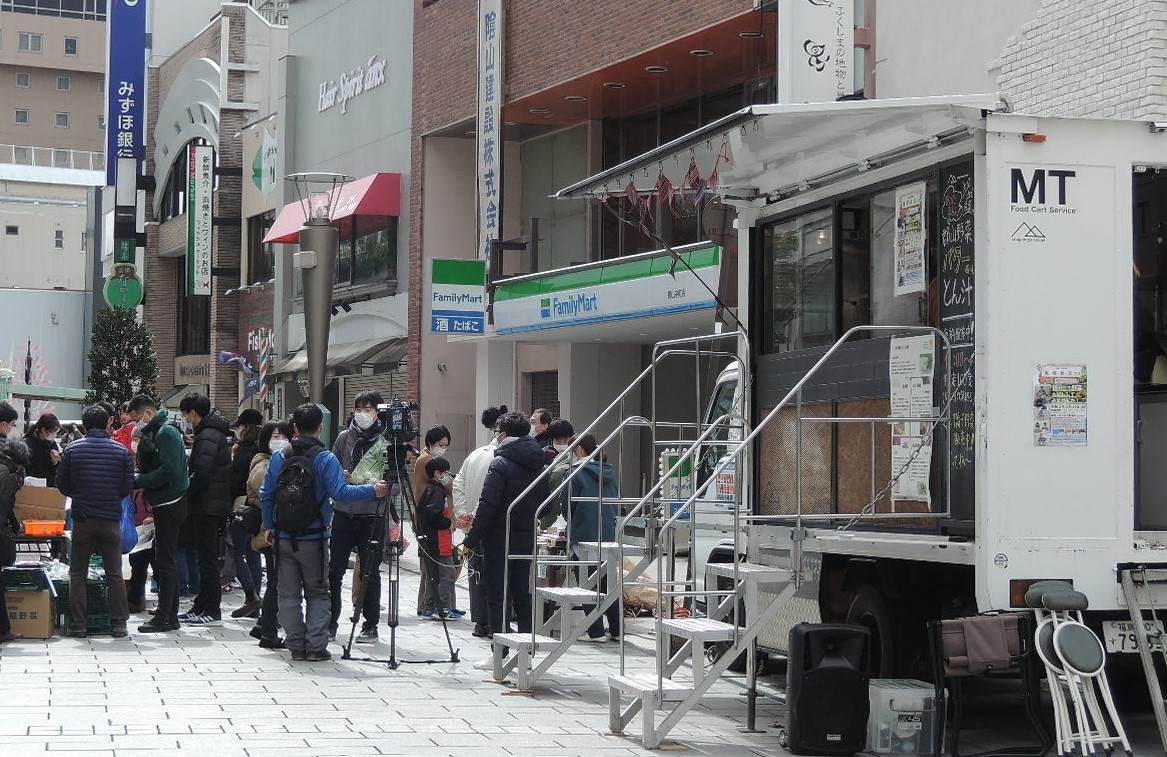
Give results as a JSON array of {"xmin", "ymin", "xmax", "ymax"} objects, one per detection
[{"xmin": 318, "ymin": 55, "xmax": 388, "ymax": 115}]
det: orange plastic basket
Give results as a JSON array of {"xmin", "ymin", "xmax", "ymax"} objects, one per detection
[{"xmin": 23, "ymin": 520, "xmax": 66, "ymax": 537}]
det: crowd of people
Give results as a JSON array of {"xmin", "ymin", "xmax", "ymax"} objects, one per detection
[{"xmin": 0, "ymin": 392, "xmax": 623, "ymax": 662}]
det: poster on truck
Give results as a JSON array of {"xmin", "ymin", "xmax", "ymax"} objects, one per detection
[
  {"xmin": 890, "ymin": 335, "xmax": 935, "ymax": 505},
  {"xmin": 894, "ymin": 182, "xmax": 927, "ymax": 296},
  {"xmin": 1033, "ymin": 363, "xmax": 1087, "ymax": 446}
]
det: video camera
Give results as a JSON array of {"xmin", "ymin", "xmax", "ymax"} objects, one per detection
[{"xmin": 376, "ymin": 396, "xmax": 418, "ymax": 443}]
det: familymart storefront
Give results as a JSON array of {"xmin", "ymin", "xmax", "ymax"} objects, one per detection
[{"xmin": 476, "ymin": 242, "xmax": 726, "ymax": 493}]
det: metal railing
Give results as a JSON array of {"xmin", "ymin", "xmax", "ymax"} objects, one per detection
[{"xmin": 0, "ymin": 143, "xmax": 105, "ymax": 171}]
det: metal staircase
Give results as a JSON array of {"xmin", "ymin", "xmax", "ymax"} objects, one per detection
[{"xmin": 1119, "ymin": 567, "xmax": 1167, "ymax": 753}]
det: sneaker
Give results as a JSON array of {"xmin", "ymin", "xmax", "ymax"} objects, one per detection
[
  {"xmin": 183, "ymin": 614, "xmax": 223, "ymax": 627},
  {"xmin": 355, "ymin": 627, "xmax": 378, "ymax": 644},
  {"xmin": 177, "ymin": 610, "xmax": 196, "ymax": 621},
  {"xmin": 230, "ymin": 600, "xmax": 262, "ymax": 619},
  {"xmin": 472, "ymin": 623, "xmax": 492, "ymax": 639},
  {"xmin": 578, "ymin": 634, "xmax": 606, "ymax": 643},
  {"xmin": 137, "ymin": 620, "xmax": 179, "ymax": 633},
  {"xmin": 419, "ymin": 608, "xmax": 435, "ymax": 619},
  {"xmin": 306, "ymin": 649, "xmax": 332, "ymax": 662},
  {"xmin": 258, "ymin": 637, "xmax": 286, "ymax": 649},
  {"xmin": 473, "ymin": 655, "xmax": 495, "ymax": 671},
  {"xmin": 438, "ymin": 609, "xmax": 464, "ymax": 621},
  {"xmin": 290, "ymin": 648, "xmax": 307, "ymax": 661}
]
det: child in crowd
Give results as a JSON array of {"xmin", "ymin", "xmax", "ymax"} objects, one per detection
[{"xmin": 416, "ymin": 456, "xmax": 461, "ymax": 619}]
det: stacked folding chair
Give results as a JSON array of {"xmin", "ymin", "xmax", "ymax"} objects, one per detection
[{"xmin": 1024, "ymin": 581, "xmax": 1132, "ymax": 756}]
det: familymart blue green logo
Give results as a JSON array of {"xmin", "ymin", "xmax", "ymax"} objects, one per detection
[{"xmin": 540, "ymin": 298, "xmax": 551, "ymax": 318}]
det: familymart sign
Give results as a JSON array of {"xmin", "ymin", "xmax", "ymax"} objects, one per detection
[
  {"xmin": 493, "ymin": 244, "xmax": 721, "ymax": 335},
  {"xmin": 431, "ymin": 259, "xmax": 486, "ymax": 334}
]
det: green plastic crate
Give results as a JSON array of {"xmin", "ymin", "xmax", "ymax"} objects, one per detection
[{"xmin": 54, "ymin": 578, "xmax": 112, "ymax": 635}]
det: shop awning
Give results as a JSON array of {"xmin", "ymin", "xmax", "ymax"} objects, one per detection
[
  {"xmin": 554, "ymin": 95, "xmax": 999, "ymax": 204},
  {"xmin": 274, "ymin": 335, "xmax": 408, "ymax": 377},
  {"xmin": 158, "ymin": 383, "xmax": 209, "ymax": 409},
  {"xmin": 263, "ymin": 172, "xmax": 402, "ymax": 244}
]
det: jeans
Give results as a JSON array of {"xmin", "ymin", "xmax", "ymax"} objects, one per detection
[
  {"xmin": 258, "ymin": 548, "xmax": 279, "ymax": 640},
  {"xmin": 152, "ymin": 497, "xmax": 187, "ymax": 625},
  {"xmin": 277, "ymin": 537, "xmax": 330, "ymax": 653},
  {"xmin": 481, "ymin": 537, "xmax": 532, "ymax": 634},
  {"xmin": 126, "ymin": 547, "xmax": 155, "ymax": 605},
  {"xmin": 230, "ymin": 520, "xmax": 262, "ymax": 599},
  {"xmin": 328, "ymin": 511, "xmax": 383, "ymax": 633},
  {"xmin": 192, "ymin": 512, "xmax": 224, "ymax": 617},
  {"xmin": 69, "ymin": 515, "xmax": 129, "ymax": 633}
]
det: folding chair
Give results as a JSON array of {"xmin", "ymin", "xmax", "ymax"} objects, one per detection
[{"xmin": 929, "ymin": 612, "xmax": 1051, "ymax": 756}]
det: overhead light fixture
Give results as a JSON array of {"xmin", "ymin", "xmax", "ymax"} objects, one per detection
[
  {"xmin": 689, "ymin": 49, "xmax": 714, "ymax": 57},
  {"xmin": 529, "ymin": 107, "xmax": 551, "ymax": 114},
  {"xmin": 464, "ymin": 130, "xmax": 476, "ymax": 137},
  {"xmin": 645, "ymin": 65, "xmax": 669, "ymax": 73},
  {"xmin": 740, "ymin": 31, "xmax": 763, "ymax": 38},
  {"xmin": 603, "ymin": 81, "xmax": 625, "ymax": 89},
  {"xmin": 564, "ymin": 95, "xmax": 587, "ymax": 102},
  {"xmin": 1149, "ymin": 122, "xmax": 1167, "ymax": 134},
  {"xmin": 504, "ymin": 120, "xmax": 517, "ymax": 126}
]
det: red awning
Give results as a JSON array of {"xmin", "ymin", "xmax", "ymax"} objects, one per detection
[{"xmin": 262, "ymin": 172, "xmax": 401, "ymax": 244}]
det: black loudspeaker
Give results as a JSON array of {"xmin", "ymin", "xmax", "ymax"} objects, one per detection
[{"xmin": 786, "ymin": 623, "xmax": 871, "ymax": 755}]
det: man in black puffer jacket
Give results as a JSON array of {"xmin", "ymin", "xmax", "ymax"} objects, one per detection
[
  {"xmin": 57, "ymin": 404, "xmax": 134, "ymax": 637},
  {"xmin": 463, "ymin": 412, "xmax": 550, "ymax": 637},
  {"xmin": 179, "ymin": 393, "xmax": 233, "ymax": 625}
]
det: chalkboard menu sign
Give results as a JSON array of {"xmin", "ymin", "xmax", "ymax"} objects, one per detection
[{"xmin": 939, "ymin": 161, "xmax": 975, "ymax": 524}]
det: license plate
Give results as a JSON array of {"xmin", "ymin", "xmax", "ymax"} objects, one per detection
[{"xmin": 1102, "ymin": 619, "xmax": 1164, "ymax": 653}]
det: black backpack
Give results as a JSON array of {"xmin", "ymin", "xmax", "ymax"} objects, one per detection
[{"xmin": 274, "ymin": 439, "xmax": 325, "ymax": 536}]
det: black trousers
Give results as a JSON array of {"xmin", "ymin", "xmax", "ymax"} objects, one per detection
[
  {"xmin": 151, "ymin": 497, "xmax": 188, "ymax": 625},
  {"xmin": 481, "ymin": 538, "xmax": 532, "ymax": 634},
  {"xmin": 328, "ymin": 510, "xmax": 384, "ymax": 632},
  {"xmin": 191, "ymin": 511, "xmax": 225, "ymax": 617}
]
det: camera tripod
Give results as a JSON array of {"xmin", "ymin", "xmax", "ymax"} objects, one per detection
[{"xmin": 341, "ymin": 433, "xmax": 459, "ymax": 668}]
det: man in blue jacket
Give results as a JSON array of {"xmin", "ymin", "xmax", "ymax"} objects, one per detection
[
  {"xmin": 57, "ymin": 404, "xmax": 134, "ymax": 638},
  {"xmin": 260, "ymin": 404, "xmax": 387, "ymax": 662}
]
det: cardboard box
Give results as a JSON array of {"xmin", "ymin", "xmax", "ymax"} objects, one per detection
[
  {"xmin": 5, "ymin": 589, "xmax": 55, "ymax": 638},
  {"xmin": 14, "ymin": 486, "xmax": 66, "ymax": 522}
]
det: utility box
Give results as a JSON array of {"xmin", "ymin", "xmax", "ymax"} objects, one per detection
[{"xmin": 867, "ymin": 679, "xmax": 936, "ymax": 755}]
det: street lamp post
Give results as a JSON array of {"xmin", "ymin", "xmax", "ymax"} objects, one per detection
[{"xmin": 286, "ymin": 173, "xmax": 352, "ymax": 406}]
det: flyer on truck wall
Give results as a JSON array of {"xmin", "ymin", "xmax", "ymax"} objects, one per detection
[
  {"xmin": 889, "ymin": 335, "xmax": 935, "ymax": 506},
  {"xmin": 1034, "ymin": 364, "xmax": 1087, "ymax": 446},
  {"xmin": 894, "ymin": 182, "xmax": 927, "ymax": 296}
]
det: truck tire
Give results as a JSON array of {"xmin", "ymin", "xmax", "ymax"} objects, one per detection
[{"xmin": 845, "ymin": 584, "xmax": 895, "ymax": 678}]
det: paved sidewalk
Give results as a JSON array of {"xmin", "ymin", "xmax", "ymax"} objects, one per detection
[{"xmin": 0, "ymin": 541, "xmax": 784, "ymax": 757}]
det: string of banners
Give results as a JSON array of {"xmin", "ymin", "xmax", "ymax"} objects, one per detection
[{"xmin": 603, "ymin": 139, "xmax": 731, "ymax": 224}]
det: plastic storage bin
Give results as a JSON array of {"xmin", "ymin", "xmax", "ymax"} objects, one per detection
[{"xmin": 867, "ymin": 679, "xmax": 936, "ymax": 755}]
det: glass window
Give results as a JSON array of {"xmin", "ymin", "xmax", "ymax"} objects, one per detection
[
  {"xmin": 177, "ymin": 263, "xmax": 210, "ymax": 356},
  {"xmin": 13, "ymin": 146, "xmax": 30, "ymax": 164},
  {"xmin": 762, "ymin": 208, "xmax": 836, "ymax": 352},
  {"xmin": 53, "ymin": 229, "xmax": 64, "ymax": 249},
  {"xmin": 56, "ymin": 75, "xmax": 70, "ymax": 91},
  {"xmin": 246, "ymin": 211, "xmax": 274, "ymax": 285},
  {"xmin": 5, "ymin": 225, "xmax": 18, "ymax": 235},
  {"xmin": 354, "ymin": 226, "xmax": 395, "ymax": 285},
  {"xmin": 55, "ymin": 112, "xmax": 68, "ymax": 128},
  {"xmin": 335, "ymin": 237, "xmax": 352, "ymax": 286},
  {"xmin": 97, "ymin": 76, "xmax": 104, "ymax": 94},
  {"xmin": 98, "ymin": 115, "xmax": 104, "ymax": 131},
  {"xmin": 52, "ymin": 148, "xmax": 69, "ymax": 167},
  {"xmin": 64, "ymin": 37, "xmax": 77, "ymax": 56},
  {"xmin": 15, "ymin": 109, "xmax": 29, "ymax": 125},
  {"xmin": 15, "ymin": 72, "xmax": 30, "ymax": 88},
  {"xmin": 18, "ymin": 32, "xmax": 42, "ymax": 52}
]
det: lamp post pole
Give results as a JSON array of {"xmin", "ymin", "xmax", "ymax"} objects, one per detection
[{"xmin": 298, "ymin": 218, "xmax": 339, "ymax": 405}]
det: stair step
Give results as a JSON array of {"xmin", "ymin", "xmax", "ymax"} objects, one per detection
[
  {"xmin": 705, "ymin": 562, "xmax": 792, "ymax": 584},
  {"xmin": 536, "ymin": 586, "xmax": 603, "ymax": 605},
  {"xmin": 660, "ymin": 617, "xmax": 736, "ymax": 641},
  {"xmin": 608, "ymin": 673, "xmax": 692, "ymax": 702},
  {"xmin": 576, "ymin": 541, "xmax": 647, "ymax": 556},
  {"xmin": 491, "ymin": 632, "xmax": 558, "ymax": 651}
]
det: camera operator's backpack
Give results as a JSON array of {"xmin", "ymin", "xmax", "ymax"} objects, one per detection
[{"xmin": 274, "ymin": 437, "xmax": 326, "ymax": 537}]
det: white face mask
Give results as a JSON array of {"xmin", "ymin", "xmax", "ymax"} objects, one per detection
[
  {"xmin": 553, "ymin": 443, "xmax": 570, "ymax": 453},
  {"xmin": 439, "ymin": 473, "xmax": 452, "ymax": 487},
  {"xmin": 353, "ymin": 411, "xmax": 376, "ymax": 430},
  {"xmin": 430, "ymin": 445, "xmax": 447, "ymax": 458},
  {"xmin": 269, "ymin": 438, "xmax": 290, "ymax": 455}
]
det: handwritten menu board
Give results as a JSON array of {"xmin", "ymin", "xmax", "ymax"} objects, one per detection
[{"xmin": 939, "ymin": 161, "xmax": 975, "ymax": 523}]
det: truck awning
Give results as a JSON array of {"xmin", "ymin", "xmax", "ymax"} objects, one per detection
[{"xmin": 555, "ymin": 95, "xmax": 999, "ymax": 204}]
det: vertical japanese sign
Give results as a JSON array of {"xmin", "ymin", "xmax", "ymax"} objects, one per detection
[
  {"xmin": 106, "ymin": 0, "xmax": 147, "ymax": 186},
  {"xmin": 1033, "ymin": 364, "xmax": 1087, "ymax": 447},
  {"xmin": 476, "ymin": 0, "xmax": 504, "ymax": 261},
  {"xmin": 894, "ymin": 182, "xmax": 926, "ymax": 296},
  {"xmin": 431, "ymin": 259, "xmax": 487, "ymax": 334},
  {"xmin": 889, "ymin": 334, "xmax": 935, "ymax": 507},
  {"xmin": 777, "ymin": 0, "xmax": 853, "ymax": 104},
  {"xmin": 187, "ymin": 145, "xmax": 214, "ymax": 296}
]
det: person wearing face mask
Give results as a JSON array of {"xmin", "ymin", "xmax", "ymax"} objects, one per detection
[
  {"xmin": 415, "ymin": 455, "xmax": 460, "ymax": 619},
  {"xmin": 562, "ymin": 433, "xmax": 622, "ymax": 641},
  {"xmin": 411, "ymin": 424, "xmax": 455, "ymax": 617},
  {"xmin": 23, "ymin": 412, "xmax": 61, "ymax": 486},
  {"xmin": 247, "ymin": 420, "xmax": 293, "ymax": 648},
  {"xmin": 329, "ymin": 391, "xmax": 389, "ymax": 642},
  {"xmin": 538, "ymin": 418, "xmax": 575, "ymax": 530}
]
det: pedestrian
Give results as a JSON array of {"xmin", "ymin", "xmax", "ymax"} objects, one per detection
[
  {"xmin": 178, "ymin": 393, "xmax": 233, "ymax": 626},
  {"xmin": 125, "ymin": 488, "xmax": 154, "ymax": 614},
  {"xmin": 411, "ymin": 424, "xmax": 454, "ymax": 616},
  {"xmin": 563, "ymin": 433, "xmax": 622, "ymax": 642},
  {"xmin": 23, "ymin": 412, "xmax": 61, "ymax": 486},
  {"xmin": 247, "ymin": 420, "xmax": 292, "ymax": 648},
  {"xmin": 531, "ymin": 408, "xmax": 553, "ymax": 449},
  {"xmin": 127, "ymin": 394, "xmax": 189, "ymax": 634},
  {"xmin": 0, "ymin": 435, "xmax": 29, "ymax": 643},
  {"xmin": 463, "ymin": 412, "xmax": 550, "ymax": 652},
  {"xmin": 56, "ymin": 404, "xmax": 134, "ymax": 638},
  {"xmin": 229, "ymin": 408, "xmax": 264, "ymax": 619},
  {"xmin": 538, "ymin": 418, "xmax": 575, "ymax": 527},
  {"xmin": 111, "ymin": 402, "xmax": 135, "ymax": 451},
  {"xmin": 452, "ymin": 405, "xmax": 507, "ymax": 638},
  {"xmin": 260, "ymin": 403, "xmax": 387, "ymax": 662},
  {"xmin": 330, "ymin": 391, "xmax": 388, "ymax": 643},
  {"xmin": 416, "ymin": 455, "xmax": 460, "ymax": 619},
  {"xmin": 0, "ymin": 401, "xmax": 17, "ymax": 438}
]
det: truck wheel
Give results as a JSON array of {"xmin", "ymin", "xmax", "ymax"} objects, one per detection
[{"xmin": 845, "ymin": 584, "xmax": 895, "ymax": 678}]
